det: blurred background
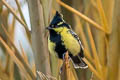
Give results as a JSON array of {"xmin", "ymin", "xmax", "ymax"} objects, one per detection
[{"xmin": 0, "ymin": 0, "xmax": 120, "ymax": 80}]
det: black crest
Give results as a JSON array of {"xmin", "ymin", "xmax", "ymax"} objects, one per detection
[
  {"xmin": 50, "ymin": 11, "xmax": 63, "ymax": 26},
  {"xmin": 48, "ymin": 11, "xmax": 71, "ymax": 29}
]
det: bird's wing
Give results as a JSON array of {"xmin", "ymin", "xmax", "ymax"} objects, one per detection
[
  {"xmin": 68, "ymin": 30, "xmax": 82, "ymax": 46},
  {"xmin": 68, "ymin": 30, "xmax": 84, "ymax": 57}
]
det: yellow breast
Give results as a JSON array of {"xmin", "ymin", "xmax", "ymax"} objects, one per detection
[{"xmin": 60, "ymin": 28, "xmax": 80, "ymax": 56}]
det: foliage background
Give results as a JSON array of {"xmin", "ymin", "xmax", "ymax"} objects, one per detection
[{"xmin": 0, "ymin": 0, "xmax": 120, "ymax": 80}]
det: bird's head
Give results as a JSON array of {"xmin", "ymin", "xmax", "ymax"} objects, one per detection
[{"xmin": 46, "ymin": 11, "xmax": 71, "ymax": 33}]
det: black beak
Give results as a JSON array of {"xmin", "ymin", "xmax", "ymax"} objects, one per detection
[{"xmin": 46, "ymin": 27, "xmax": 52, "ymax": 30}]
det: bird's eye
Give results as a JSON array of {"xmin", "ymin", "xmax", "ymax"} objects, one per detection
[{"xmin": 51, "ymin": 25, "xmax": 54, "ymax": 28}]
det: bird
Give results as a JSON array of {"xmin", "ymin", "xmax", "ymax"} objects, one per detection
[{"xmin": 46, "ymin": 11, "xmax": 88, "ymax": 69}]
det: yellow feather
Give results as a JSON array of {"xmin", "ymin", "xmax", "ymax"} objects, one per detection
[
  {"xmin": 48, "ymin": 36, "xmax": 58, "ymax": 57},
  {"xmin": 48, "ymin": 27, "xmax": 80, "ymax": 56},
  {"xmin": 60, "ymin": 27, "xmax": 80, "ymax": 56}
]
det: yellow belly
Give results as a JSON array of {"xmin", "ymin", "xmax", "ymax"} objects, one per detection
[
  {"xmin": 48, "ymin": 37, "xmax": 57, "ymax": 57},
  {"xmin": 61, "ymin": 30, "xmax": 80, "ymax": 56}
]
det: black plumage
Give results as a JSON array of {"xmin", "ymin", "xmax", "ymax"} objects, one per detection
[{"xmin": 49, "ymin": 30, "xmax": 67, "ymax": 59}]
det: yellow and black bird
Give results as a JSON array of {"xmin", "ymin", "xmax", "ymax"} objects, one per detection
[{"xmin": 47, "ymin": 11, "xmax": 88, "ymax": 69}]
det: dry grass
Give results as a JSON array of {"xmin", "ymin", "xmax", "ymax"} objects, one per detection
[{"xmin": 0, "ymin": 0, "xmax": 119, "ymax": 80}]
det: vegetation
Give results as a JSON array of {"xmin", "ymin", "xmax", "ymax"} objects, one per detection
[{"xmin": 0, "ymin": 0, "xmax": 120, "ymax": 80}]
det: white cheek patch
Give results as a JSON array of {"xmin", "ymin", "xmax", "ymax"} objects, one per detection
[{"xmin": 57, "ymin": 22, "xmax": 63, "ymax": 25}]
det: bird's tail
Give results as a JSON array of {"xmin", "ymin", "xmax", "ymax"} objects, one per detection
[
  {"xmin": 70, "ymin": 48, "xmax": 88, "ymax": 69},
  {"xmin": 68, "ymin": 48, "xmax": 88, "ymax": 69},
  {"xmin": 70, "ymin": 55, "xmax": 88, "ymax": 69}
]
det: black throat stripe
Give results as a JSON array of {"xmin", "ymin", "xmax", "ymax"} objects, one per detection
[{"xmin": 49, "ymin": 30, "xmax": 67, "ymax": 59}]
